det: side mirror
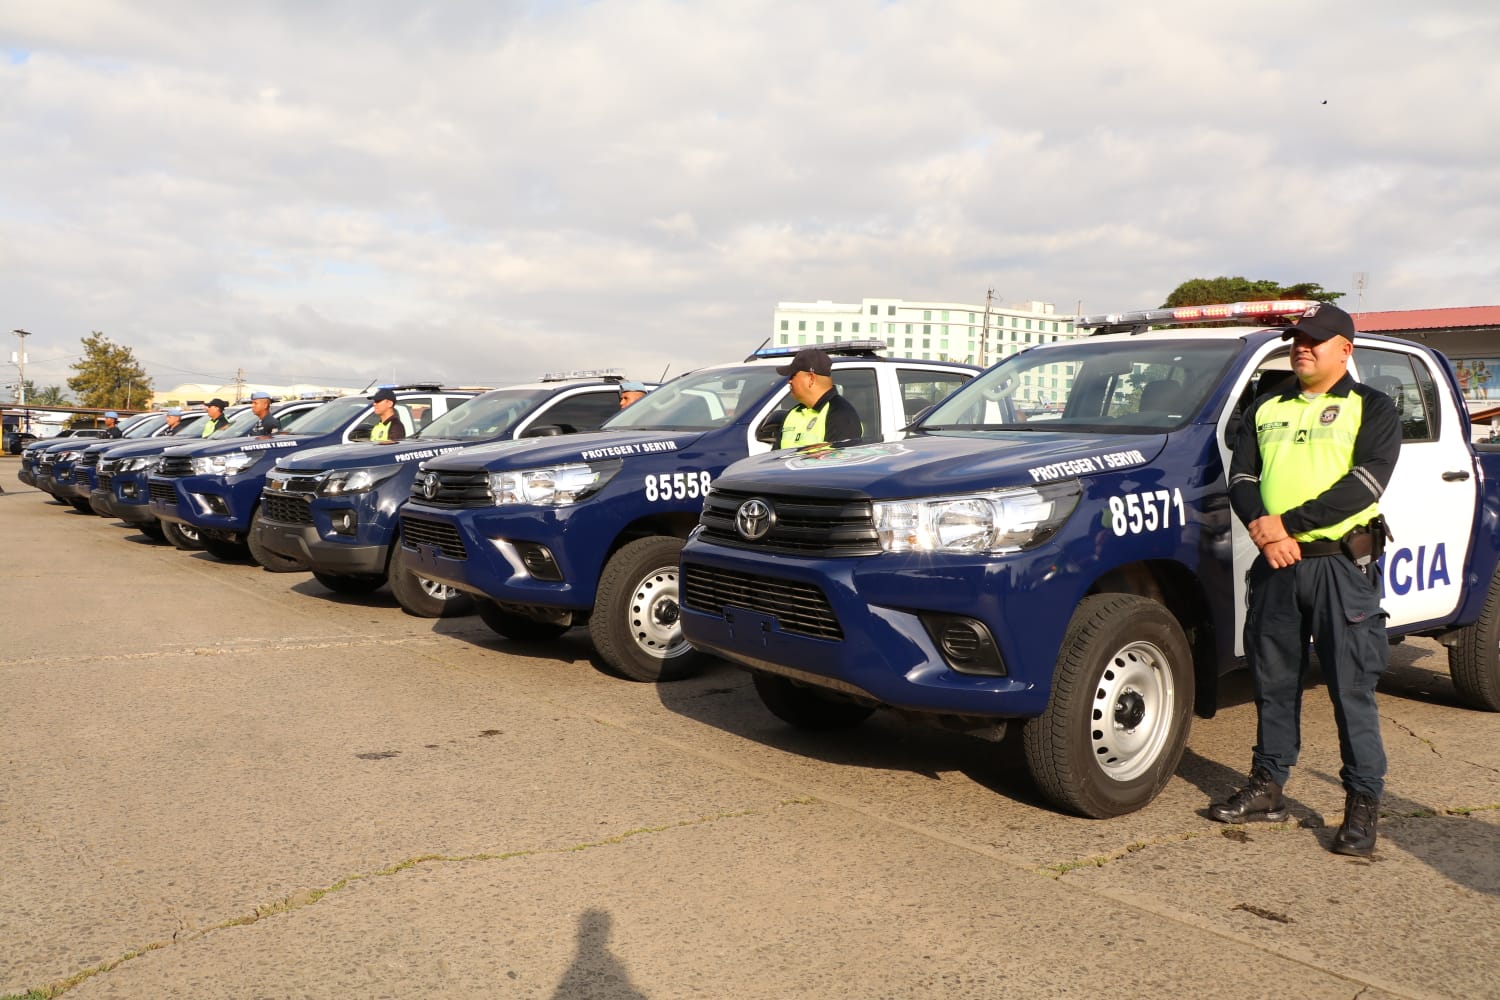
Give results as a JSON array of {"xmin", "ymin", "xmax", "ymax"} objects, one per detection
[
  {"xmin": 350, "ymin": 425, "xmax": 372, "ymax": 441},
  {"xmin": 522, "ymin": 423, "xmax": 565, "ymax": 438},
  {"xmin": 755, "ymin": 412, "xmax": 786, "ymax": 445}
]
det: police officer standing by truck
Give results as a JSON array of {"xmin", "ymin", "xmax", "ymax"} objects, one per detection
[
  {"xmin": 368, "ymin": 388, "xmax": 406, "ymax": 443},
  {"xmin": 246, "ymin": 391, "xmax": 280, "ymax": 437},
  {"xmin": 1212, "ymin": 302, "xmax": 1401, "ymax": 857},
  {"xmin": 161, "ymin": 407, "xmax": 186, "ymax": 435},
  {"xmin": 200, "ymin": 398, "xmax": 231, "ymax": 437},
  {"xmin": 775, "ymin": 347, "xmax": 863, "ymax": 448},
  {"xmin": 100, "ymin": 411, "xmax": 124, "ymax": 438}
]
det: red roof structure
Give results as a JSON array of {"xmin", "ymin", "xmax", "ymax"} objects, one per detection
[{"xmin": 1351, "ymin": 306, "xmax": 1500, "ymax": 333}]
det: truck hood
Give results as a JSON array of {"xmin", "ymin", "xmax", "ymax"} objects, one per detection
[
  {"xmin": 276, "ymin": 437, "xmax": 477, "ymax": 471},
  {"xmin": 714, "ymin": 431, "xmax": 1170, "ymax": 499},
  {"xmin": 91, "ymin": 437, "xmax": 188, "ymax": 459},
  {"xmin": 163, "ymin": 436, "xmax": 309, "ymax": 459},
  {"xmin": 422, "ymin": 429, "xmax": 709, "ymax": 471}
]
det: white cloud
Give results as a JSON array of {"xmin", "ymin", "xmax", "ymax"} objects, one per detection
[{"xmin": 1, "ymin": 0, "xmax": 1497, "ymax": 393}]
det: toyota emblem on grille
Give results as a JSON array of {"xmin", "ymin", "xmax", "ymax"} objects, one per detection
[
  {"xmin": 421, "ymin": 472, "xmax": 440, "ymax": 500},
  {"xmin": 735, "ymin": 498, "xmax": 775, "ymax": 541}
]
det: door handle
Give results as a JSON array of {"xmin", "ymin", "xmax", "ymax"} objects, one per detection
[{"xmin": 1442, "ymin": 470, "xmax": 1471, "ymax": 482}]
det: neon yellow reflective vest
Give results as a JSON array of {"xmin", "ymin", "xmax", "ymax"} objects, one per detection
[
  {"xmin": 370, "ymin": 418, "xmax": 394, "ymax": 443},
  {"xmin": 1255, "ymin": 390, "xmax": 1378, "ymax": 542},
  {"xmin": 779, "ymin": 404, "xmax": 830, "ymax": 448}
]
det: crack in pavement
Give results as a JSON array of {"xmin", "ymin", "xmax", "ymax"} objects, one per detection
[{"xmin": 4, "ymin": 801, "xmax": 799, "ymax": 1000}]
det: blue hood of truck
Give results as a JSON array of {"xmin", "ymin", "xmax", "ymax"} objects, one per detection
[
  {"xmin": 422, "ymin": 429, "xmax": 710, "ymax": 471},
  {"xmin": 93, "ymin": 437, "xmax": 190, "ymax": 459},
  {"xmin": 276, "ymin": 437, "xmax": 480, "ymax": 472},
  {"xmin": 714, "ymin": 431, "xmax": 1171, "ymax": 499}
]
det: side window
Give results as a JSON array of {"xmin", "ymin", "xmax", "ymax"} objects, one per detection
[
  {"xmin": 834, "ymin": 368, "xmax": 880, "ymax": 440},
  {"xmin": 535, "ymin": 391, "xmax": 620, "ymax": 433},
  {"xmin": 898, "ymin": 369, "xmax": 972, "ymax": 423},
  {"xmin": 1357, "ymin": 349, "xmax": 1434, "ymax": 442},
  {"xmin": 1225, "ymin": 357, "xmax": 1295, "ymax": 447}
]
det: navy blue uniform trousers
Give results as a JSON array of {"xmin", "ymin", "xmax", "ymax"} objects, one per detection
[{"xmin": 1245, "ymin": 551, "xmax": 1388, "ymax": 798}]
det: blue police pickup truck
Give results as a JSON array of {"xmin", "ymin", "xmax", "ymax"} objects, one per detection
[
  {"xmin": 679, "ymin": 301, "xmax": 1500, "ymax": 818},
  {"xmin": 94, "ymin": 400, "xmax": 326, "ymax": 547},
  {"xmin": 256, "ymin": 373, "xmax": 641, "ymax": 616},
  {"xmin": 148, "ymin": 386, "xmax": 476, "ymax": 567},
  {"xmin": 398, "ymin": 343, "xmax": 978, "ymax": 681}
]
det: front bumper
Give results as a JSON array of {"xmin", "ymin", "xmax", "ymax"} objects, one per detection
[
  {"xmin": 148, "ymin": 473, "xmax": 259, "ymax": 534},
  {"xmin": 678, "ymin": 537, "xmax": 1082, "ymax": 718}
]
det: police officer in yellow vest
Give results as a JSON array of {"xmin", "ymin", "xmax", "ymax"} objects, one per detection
[
  {"xmin": 368, "ymin": 387, "xmax": 406, "ymax": 444},
  {"xmin": 1213, "ymin": 302, "xmax": 1400, "ymax": 857},
  {"xmin": 775, "ymin": 348, "xmax": 863, "ymax": 449},
  {"xmin": 200, "ymin": 398, "xmax": 231, "ymax": 437}
]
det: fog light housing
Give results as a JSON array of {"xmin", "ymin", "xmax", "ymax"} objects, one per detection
[
  {"xmin": 922, "ymin": 614, "xmax": 1006, "ymax": 676},
  {"xmin": 122, "ymin": 483, "xmax": 138, "ymax": 498},
  {"xmin": 197, "ymin": 493, "xmax": 230, "ymax": 516},
  {"xmin": 331, "ymin": 509, "xmax": 357, "ymax": 536},
  {"xmin": 512, "ymin": 541, "xmax": 563, "ymax": 581}
]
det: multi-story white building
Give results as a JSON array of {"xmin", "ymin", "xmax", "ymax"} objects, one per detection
[{"xmin": 772, "ymin": 296, "xmax": 1081, "ymax": 407}]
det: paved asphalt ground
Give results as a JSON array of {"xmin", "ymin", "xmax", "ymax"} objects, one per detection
[{"xmin": 3, "ymin": 467, "xmax": 1499, "ymax": 999}]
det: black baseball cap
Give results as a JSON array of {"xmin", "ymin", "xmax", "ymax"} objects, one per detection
[
  {"xmin": 776, "ymin": 347, "xmax": 833, "ymax": 377},
  {"xmin": 206, "ymin": 398, "xmax": 229, "ymax": 410},
  {"xmin": 370, "ymin": 388, "xmax": 397, "ymax": 403},
  {"xmin": 1282, "ymin": 303, "xmax": 1356, "ymax": 344}
]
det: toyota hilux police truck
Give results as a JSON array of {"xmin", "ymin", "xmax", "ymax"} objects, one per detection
[
  {"xmin": 256, "ymin": 372, "xmax": 644, "ymax": 616},
  {"xmin": 678, "ymin": 301, "xmax": 1500, "ymax": 818},
  {"xmin": 148, "ymin": 386, "xmax": 476, "ymax": 567},
  {"xmin": 397, "ymin": 342, "xmax": 977, "ymax": 681}
]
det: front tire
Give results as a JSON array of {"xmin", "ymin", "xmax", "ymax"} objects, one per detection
[
  {"xmin": 389, "ymin": 540, "xmax": 474, "ymax": 618},
  {"xmin": 588, "ymin": 536, "xmax": 707, "ymax": 682},
  {"xmin": 201, "ymin": 534, "xmax": 251, "ymax": 562},
  {"xmin": 1448, "ymin": 566, "xmax": 1500, "ymax": 711},
  {"xmin": 161, "ymin": 520, "xmax": 204, "ymax": 551},
  {"xmin": 247, "ymin": 507, "xmax": 309, "ymax": 573},
  {"xmin": 1022, "ymin": 594, "xmax": 1193, "ymax": 819},
  {"xmin": 752, "ymin": 673, "xmax": 874, "ymax": 730},
  {"xmin": 476, "ymin": 599, "xmax": 571, "ymax": 641}
]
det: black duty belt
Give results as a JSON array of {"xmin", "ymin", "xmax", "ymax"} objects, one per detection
[{"xmin": 1297, "ymin": 539, "xmax": 1346, "ymax": 558}]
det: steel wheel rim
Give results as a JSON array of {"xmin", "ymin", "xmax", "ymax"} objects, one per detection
[
  {"xmin": 1089, "ymin": 640, "xmax": 1175, "ymax": 782},
  {"xmin": 417, "ymin": 575, "xmax": 459, "ymax": 601},
  {"xmin": 629, "ymin": 563, "xmax": 687, "ymax": 658}
]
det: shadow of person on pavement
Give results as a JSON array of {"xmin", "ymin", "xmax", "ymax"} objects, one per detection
[{"xmin": 550, "ymin": 909, "xmax": 649, "ymax": 1000}]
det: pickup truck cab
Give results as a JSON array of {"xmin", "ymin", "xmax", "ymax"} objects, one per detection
[
  {"xmin": 257, "ymin": 373, "xmax": 642, "ymax": 616},
  {"xmin": 678, "ymin": 301, "xmax": 1500, "ymax": 818},
  {"xmin": 149, "ymin": 387, "xmax": 477, "ymax": 567},
  {"xmin": 399, "ymin": 342, "xmax": 977, "ymax": 680}
]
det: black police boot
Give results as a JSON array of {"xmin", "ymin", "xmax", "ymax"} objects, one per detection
[
  {"xmin": 1333, "ymin": 792, "xmax": 1379, "ymax": 857},
  {"xmin": 1209, "ymin": 769, "xmax": 1289, "ymax": 823}
]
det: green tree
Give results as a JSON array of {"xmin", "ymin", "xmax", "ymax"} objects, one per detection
[
  {"xmin": 67, "ymin": 332, "xmax": 153, "ymax": 409},
  {"xmin": 1162, "ymin": 277, "xmax": 1342, "ymax": 308}
]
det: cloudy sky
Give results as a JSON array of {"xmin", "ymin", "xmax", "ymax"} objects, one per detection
[{"xmin": 2, "ymin": 1, "xmax": 1497, "ymax": 397}]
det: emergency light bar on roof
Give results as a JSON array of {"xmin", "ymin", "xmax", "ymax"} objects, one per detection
[
  {"xmin": 1076, "ymin": 300, "xmax": 1319, "ymax": 336},
  {"xmin": 748, "ymin": 339, "xmax": 888, "ymax": 361},
  {"xmin": 539, "ymin": 368, "xmax": 625, "ymax": 382}
]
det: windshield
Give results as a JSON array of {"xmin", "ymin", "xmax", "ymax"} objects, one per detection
[
  {"xmin": 275, "ymin": 395, "xmax": 367, "ymax": 436},
  {"xmin": 922, "ymin": 338, "xmax": 1240, "ymax": 433},
  {"xmin": 122, "ymin": 414, "xmax": 167, "ymax": 438},
  {"xmin": 419, "ymin": 388, "xmax": 549, "ymax": 440},
  {"xmin": 605, "ymin": 366, "xmax": 784, "ymax": 431}
]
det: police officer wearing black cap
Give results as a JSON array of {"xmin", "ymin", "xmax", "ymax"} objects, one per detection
[
  {"xmin": 200, "ymin": 398, "xmax": 231, "ymax": 437},
  {"xmin": 1212, "ymin": 302, "xmax": 1401, "ymax": 857},
  {"xmin": 775, "ymin": 348, "xmax": 863, "ymax": 448},
  {"xmin": 368, "ymin": 388, "xmax": 406, "ymax": 443}
]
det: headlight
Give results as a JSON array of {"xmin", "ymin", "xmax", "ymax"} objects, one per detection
[
  {"xmin": 119, "ymin": 456, "xmax": 156, "ymax": 472},
  {"xmin": 873, "ymin": 482, "xmax": 1081, "ymax": 553},
  {"xmin": 318, "ymin": 466, "xmax": 398, "ymax": 496},
  {"xmin": 488, "ymin": 459, "xmax": 623, "ymax": 506},
  {"xmin": 191, "ymin": 451, "xmax": 261, "ymax": 476}
]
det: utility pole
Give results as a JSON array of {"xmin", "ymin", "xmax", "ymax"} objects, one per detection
[
  {"xmin": 981, "ymin": 289, "xmax": 996, "ymax": 367},
  {"xmin": 12, "ymin": 329, "xmax": 30, "ymax": 431},
  {"xmin": 233, "ymin": 367, "xmax": 246, "ymax": 403}
]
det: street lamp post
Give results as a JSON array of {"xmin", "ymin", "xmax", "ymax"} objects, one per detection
[{"xmin": 12, "ymin": 329, "xmax": 30, "ymax": 432}]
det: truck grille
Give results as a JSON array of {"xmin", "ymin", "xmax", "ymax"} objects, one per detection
[
  {"xmin": 267, "ymin": 470, "xmax": 324, "ymax": 493},
  {"xmin": 97, "ymin": 472, "xmax": 114, "ymax": 491},
  {"xmin": 399, "ymin": 515, "xmax": 467, "ymax": 559},
  {"xmin": 681, "ymin": 564, "xmax": 843, "ymax": 641},
  {"xmin": 149, "ymin": 481, "xmax": 177, "ymax": 504},
  {"xmin": 698, "ymin": 489, "xmax": 879, "ymax": 557},
  {"xmin": 408, "ymin": 470, "xmax": 491, "ymax": 507},
  {"xmin": 80, "ymin": 452, "xmax": 101, "ymax": 468},
  {"xmin": 156, "ymin": 456, "xmax": 193, "ymax": 477},
  {"xmin": 262, "ymin": 493, "xmax": 313, "ymax": 525}
]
